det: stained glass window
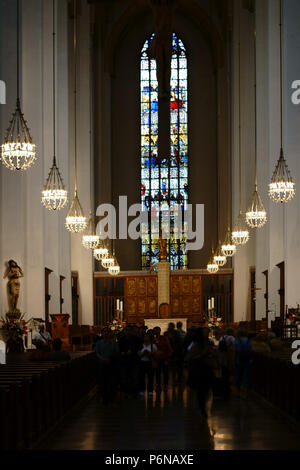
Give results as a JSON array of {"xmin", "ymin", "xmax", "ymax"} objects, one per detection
[{"xmin": 141, "ymin": 33, "xmax": 188, "ymax": 271}]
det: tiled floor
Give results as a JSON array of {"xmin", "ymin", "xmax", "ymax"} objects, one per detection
[{"xmin": 36, "ymin": 386, "xmax": 300, "ymax": 451}]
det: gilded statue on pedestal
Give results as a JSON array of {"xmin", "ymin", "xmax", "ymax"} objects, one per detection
[
  {"xmin": 3, "ymin": 260, "xmax": 24, "ymax": 319},
  {"xmin": 158, "ymin": 234, "xmax": 168, "ymax": 262}
]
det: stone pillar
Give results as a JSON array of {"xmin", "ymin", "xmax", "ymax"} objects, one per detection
[{"xmin": 157, "ymin": 261, "xmax": 170, "ymax": 307}]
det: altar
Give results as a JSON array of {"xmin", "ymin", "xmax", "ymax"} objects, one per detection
[{"xmin": 144, "ymin": 318, "xmax": 187, "ymax": 334}]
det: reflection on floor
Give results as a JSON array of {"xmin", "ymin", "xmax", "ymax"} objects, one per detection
[{"xmin": 37, "ymin": 386, "xmax": 300, "ymax": 451}]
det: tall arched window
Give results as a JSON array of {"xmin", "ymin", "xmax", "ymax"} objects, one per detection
[{"xmin": 141, "ymin": 33, "xmax": 188, "ymax": 271}]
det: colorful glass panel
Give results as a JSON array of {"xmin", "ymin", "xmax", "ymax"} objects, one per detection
[{"xmin": 141, "ymin": 33, "xmax": 188, "ymax": 271}]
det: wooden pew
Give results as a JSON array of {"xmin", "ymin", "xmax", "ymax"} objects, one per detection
[{"xmin": 0, "ymin": 352, "xmax": 96, "ymax": 450}]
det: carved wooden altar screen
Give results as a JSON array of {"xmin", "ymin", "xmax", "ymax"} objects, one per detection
[
  {"xmin": 125, "ymin": 276, "xmax": 157, "ymax": 324},
  {"xmin": 170, "ymin": 274, "xmax": 202, "ymax": 321},
  {"xmin": 94, "ymin": 271, "xmax": 233, "ymax": 326}
]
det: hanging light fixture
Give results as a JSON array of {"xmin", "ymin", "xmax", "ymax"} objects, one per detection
[
  {"xmin": 1, "ymin": 0, "xmax": 36, "ymax": 171},
  {"xmin": 232, "ymin": 7, "xmax": 249, "ymax": 246},
  {"xmin": 221, "ymin": 30, "xmax": 236, "ymax": 260},
  {"xmin": 82, "ymin": 36, "xmax": 99, "ymax": 249},
  {"xmin": 214, "ymin": 242, "xmax": 227, "ymax": 267},
  {"xmin": 207, "ymin": 248, "xmax": 219, "ymax": 274},
  {"xmin": 93, "ymin": 240, "xmax": 109, "ymax": 261},
  {"xmin": 222, "ymin": 227, "xmax": 236, "ymax": 257},
  {"xmin": 269, "ymin": 0, "xmax": 295, "ymax": 203},
  {"xmin": 246, "ymin": 22, "xmax": 267, "ymax": 228},
  {"xmin": 213, "ymin": 75, "xmax": 227, "ymax": 269},
  {"xmin": 82, "ymin": 211, "xmax": 100, "ymax": 249},
  {"xmin": 66, "ymin": 0, "xmax": 87, "ymax": 233},
  {"xmin": 102, "ymin": 253, "xmax": 115, "ymax": 269},
  {"xmin": 41, "ymin": 0, "xmax": 67, "ymax": 210},
  {"xmin": 108, "ymin": 242, "xmax": 120, "ymax": 276}
]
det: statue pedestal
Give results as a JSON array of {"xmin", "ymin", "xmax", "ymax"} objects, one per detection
[{"xmin": 157, "ymin": 261, "xmax": 170, "ymax": 308}]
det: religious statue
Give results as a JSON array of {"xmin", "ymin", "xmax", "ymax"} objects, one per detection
[
  {"xmin": 148, "ymin": 0, "xmax": 177, "ymax": 99},
  {"xmin": 3, "ymin": 260, "xmax": 24, "ymax": 319},
  {"xmin": 158, "ymin": 234, "xmax": 168, "ymax": 262}
]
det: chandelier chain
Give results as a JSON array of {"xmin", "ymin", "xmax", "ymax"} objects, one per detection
[{"xmin": 73, "ymin": 0, "xmax": 78, "ymax": 192}]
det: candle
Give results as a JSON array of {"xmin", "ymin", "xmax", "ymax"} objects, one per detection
[
  {"xmin": 208, "ymin": 299, "xmax": 211, "ymax": 310},
  {"xmin": 120, "ymin": 300, "xmax": 123, "ymax": 311},
  {"xmin": 212, "ymin": 298, "xmax": 215, "ymax": 309},
  {"xmin": 117, "ymin": 299, "xmax": 120, "ymax": 311}
]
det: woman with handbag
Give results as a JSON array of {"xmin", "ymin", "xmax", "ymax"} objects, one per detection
[{"xmin": 138, "ymin": 333, "xmax": 158, "ymax": 396}]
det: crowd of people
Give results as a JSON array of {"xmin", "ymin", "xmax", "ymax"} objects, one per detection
[{"xmin": 93, "ymin": 322, "xmax": 255, "ymax": 419}]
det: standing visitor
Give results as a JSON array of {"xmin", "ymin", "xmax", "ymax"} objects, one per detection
[
  {"xmin": 234, "ymin": 327, "xmax": 253, "ymax": 398},
  {"xmin": 138, "ymin": 333, "xmax": 158, "ymax": 395},
  {"xmin": 217, "ymin": 327, "xmax": 235, "ymax": 398},
  {"xmin": 95, "ymin": 328, "xmax": 119, "ymax": 405},
  {"xmin": 186, "ymin": 328, "xmax": 217, "ymax": 419},
  {"xmin": 153, "ymin": 326, "xmax": 173, "ymax": 391}
]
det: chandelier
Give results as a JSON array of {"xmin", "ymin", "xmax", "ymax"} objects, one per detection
[
  {"xmin": 82, "ymin": 211, "xmax": 100, "ymax": 249},
  {"xmin": 42, "ymin": 159, "xmax": 68, "ymax": 210},
  {"xmin": 232, "ymin": 211, "xmax": 249, "ymax": 246},
  {"xmin": 246, "ymin": 185, "xmax": 267, "ymax": 228},
  {"xmin": 269, "ymin": 149, "xmax": 295, "ymax": 203},
  {"xmin": 246, "ymin": 25, "xmax": 267, "ymax": 228},
  {"xmin": 213, "ymin": 243, "xmax": 227, "ymax": 267},
  {"xmin": 102, "ymin": 255, "xmax": 115, "ymax": 269},
  {"xmin": 65, "ymin": 1, "xmax": 86, "ymax": 233},
  {"xmin": 109, "ymin": 258, "xmax": 120, "ymax": 276},
  {"xmin": 1, "ymin": 1, "xmax": 36, "ymax": 171},
  {"xmin": 269, "ymin": 0, "xmax": 295, "ymax": 204},
  {"xmin": 207, "ymin": 249, "xmax": 219, "ymax": 274},
  {"xmin": 221, "ymin": 228, "xmax": 236, "ymax": 257},
  {"xmin": 65, "ymin": 190, "xmax": 87, "ymax": 233},
  {"xmin": 93, "ymin": 241, "xmax": 109, "ymax": 261},
  {"xmin": 232, "ymin": 18, "xmax": 249, "ymax": 247},
  {"xmin": 42, "ymin": 0, "xmax": 67, "ymax": 211}
]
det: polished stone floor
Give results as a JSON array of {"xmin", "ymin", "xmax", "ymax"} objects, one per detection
[{"xmin": 36, "ymin": 386, "xmax": 300, "ymax": 451}]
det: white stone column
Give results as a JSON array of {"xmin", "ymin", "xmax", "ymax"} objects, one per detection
[
  {"xmin": 232, "ymin": 0, "xmax": 256, "ymax": 322},
  {"xmin": 157, "ymin": 261, "xmax": 170, "ymax": 307},
  {"xmin": 69, "ymin": 4, "xmax": 94, "ymax": 325}
]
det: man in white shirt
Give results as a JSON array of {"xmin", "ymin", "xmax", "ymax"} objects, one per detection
[{"xmin": 32, "ymin": 323, "xmax": 51, "ymax": 349}]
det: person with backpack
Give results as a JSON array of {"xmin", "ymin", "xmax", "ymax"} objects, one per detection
[
  {"xmin": 217, "ymin": 327, "xmax": 235, "ymax": 399},
  {"xmin": 234, "ymin": 327, "xmax": 253, "ymax": 398}
]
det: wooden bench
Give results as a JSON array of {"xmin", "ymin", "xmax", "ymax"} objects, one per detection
[{"xmin": 0, "ymin": 352, "xmax": 96, "ymax": 450}]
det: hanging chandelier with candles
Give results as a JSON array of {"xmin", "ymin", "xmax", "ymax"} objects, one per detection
[
  {"xmin": 207, "ymin": 248, "xmax": 219, "ymax": 274},
  {"xmin": 66, "ymin": 0, "xmax": 87, "ymax": 233},
  {"xmin": 42, "ymin": 0, "xmax": 67, "ymax": 211},
  {"xmin": 232, "ymin": 13, "xmax": 249, "ymax": 246},
  {"xmin": 82, "ymin": 211, "xmax": 100, "ymax": 249},
  {"xmin": 221, "ymin": 228, "xmax": 236, "ymax": 257},
  {"xmin": 108, "ymin": 241, "xmax": 120, "ymax": 276},
  {"xmin": 214, "ymin": 242, "xmax": 227, "ymax": 267},
  {"xmin": 102, "ymin": 254, "xmax": 115, "ymax": 270},
  {"xmin": 93, "ymin": 240, "xmax": 109, "ymax": 261},
  {"xmin": 246, "ymin": 24, "xmax": 267, "ymax": 229},
  {"xmin": 269, "ymin": 0, "xmax": 295, "ymax": 204},
  {"xmin": 1, "ymin": 0, "xmax": 36, "ymax": 171}
]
